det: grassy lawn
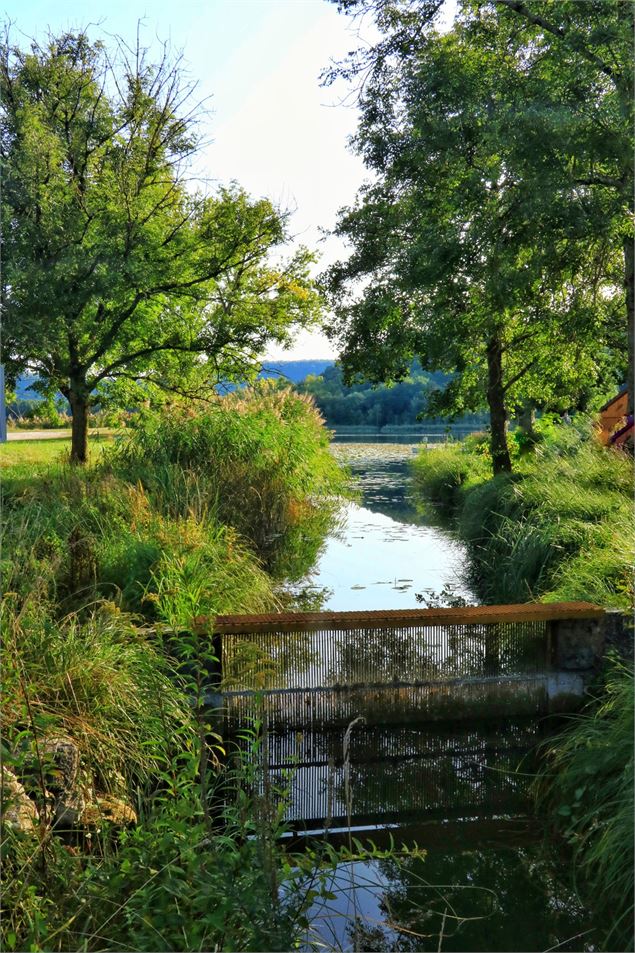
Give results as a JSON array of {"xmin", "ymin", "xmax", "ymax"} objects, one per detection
[{"xmin": 0, "ymin": 434, "xmax": 114, "ymax": 474}]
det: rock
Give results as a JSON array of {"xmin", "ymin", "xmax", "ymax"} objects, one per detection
[
  {"xmin": 1, "ymin": 768, "xmax": 39, "ymax": 833},
  {"xmin": 80, "ymin": 796, "xmax": 137, "ymax": 828},
  {"xmin": 38, "ymin": 736, "xmax": 80, "ymax": 795}
]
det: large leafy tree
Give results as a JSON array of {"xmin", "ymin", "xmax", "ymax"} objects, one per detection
[
  {"xmin": 1, "ymin": 31, "xmax": 320, "ymax": 461},
  {"xmin": 323, "ymin": 0, "xmax": 632, "ymax": 472}
]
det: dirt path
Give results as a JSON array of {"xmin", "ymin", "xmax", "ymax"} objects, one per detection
[{"xmin": 6, "ymin": 428, "xmax": 113, "ymax": 441}]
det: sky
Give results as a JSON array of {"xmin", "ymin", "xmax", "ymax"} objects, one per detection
[{"xmin": 2, "ymin": 0, "xmax": 379, "ymax": 359}]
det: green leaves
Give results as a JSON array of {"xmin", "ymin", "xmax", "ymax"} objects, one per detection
[
  {"xmin": 324, "ymin": 0, "xmax": 630, "ymax": 470},
  {"xmin": 1, "ymin": 30, "xmax": 321, "ymax": 460}
]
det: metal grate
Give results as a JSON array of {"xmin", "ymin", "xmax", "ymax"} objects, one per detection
[{"xmin": 197, "ymin": 603, "xmax": 603, "ymax": 729}]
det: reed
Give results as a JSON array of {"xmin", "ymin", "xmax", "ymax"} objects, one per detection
[
  {"xmin": 108, "ymin": 384, "xmax": 349, "ymax": 578},
  {"xmin": 412, "ymin": 420, "xmax": 633, "ymax": 609},
  {"xmin": 536, "ymin": 660, "xmax": 634, "ymax": 951}
]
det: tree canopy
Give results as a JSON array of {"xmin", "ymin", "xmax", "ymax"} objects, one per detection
[
  {"xmin": 324, "ymin": 0, "xmax": 632, "ymax": 472},
  {"xmin": 1, "ymin": 30, "xmax": 320, "ymax": 460}
]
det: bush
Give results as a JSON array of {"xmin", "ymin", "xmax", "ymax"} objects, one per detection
[{"xmin": 109, "ymin": 384, "xmax": 349, "ymax": 578}]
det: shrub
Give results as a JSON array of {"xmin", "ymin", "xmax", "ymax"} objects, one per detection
[{"xmin": 109, "ymin": 384, "xmax": 349, "ymax": 578}]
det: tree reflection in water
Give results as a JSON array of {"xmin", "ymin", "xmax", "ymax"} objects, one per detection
[{"xmin": 335, "ymin": 844, "xmax": 594, "ymax": 953}]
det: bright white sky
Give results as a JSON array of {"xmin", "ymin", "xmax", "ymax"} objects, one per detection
[{"xmin": 2, "ymin": 0, "xmax": 453, "ymax": 360}]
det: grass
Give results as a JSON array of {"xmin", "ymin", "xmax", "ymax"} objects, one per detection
[
  {"xmin": 0, "ymin": 435, "xmax": 114, "ymax": 495},
  {"xmin": 412, "ymin": 421, "xmax": 634, "ymax": 608},
  {"xmin": 0, "ymin": 390, "xmax": 353, "ymax": 952},
  {"xmin": 536, "ymin": 658, "xmax": 634, "ymax": 951},
  {"xmin": 412, "ymin": 419, "xmax": 634, "ymax": 952},
  {"xmin": 109, "ymin": 384, "xmax": 349, "ymax": 579}
]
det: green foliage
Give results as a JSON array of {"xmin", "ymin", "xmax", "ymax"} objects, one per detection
[
  {"xmin": 536, "ymin": 660, "xmax": 634, "ymax": 951},
  {"xmin": 297, "ymin": 360, "xmax": 473, "ymax": 429},
  {"xmin": 1, "ymin": 29, "xmax": 320, "ymax": 460},
  {"xmin": 109, "ymin": 385, "xmax": 349, "ymax": 579},
  {"xmin": 411, "ymin": 444, "xmax": 488, "ymax": 512},
  {"xmin": 2, "ymin": 598, "xmax": 195, "ymax": 797},
  {"xmin": 412, "ymin": 419, "xmax": 634, "ymax": 608},
  {"xmin": 0, "ymin": 392, "xmax": 354, "ymax": 953},
  {"xmin": 324, "ymin": 0, "xmax": 631, "ymax": 471}
]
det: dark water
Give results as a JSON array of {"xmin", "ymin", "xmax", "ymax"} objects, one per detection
[{"xmin": 280, "ymin": 443, "xmax": 596, "ymax": 951}]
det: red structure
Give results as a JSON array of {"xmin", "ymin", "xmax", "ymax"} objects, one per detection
[{"xmin": 597, "ymin": 388, "xmax": 632, "ymax": 449}]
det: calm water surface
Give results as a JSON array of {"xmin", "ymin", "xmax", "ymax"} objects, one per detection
[
  {"xmin": 284, "ymin": 444, "xmax": 596, "ymax": 951},
  {"xmin": 303, "ymin": 443, "xmax": 471, "ymax": 610}
]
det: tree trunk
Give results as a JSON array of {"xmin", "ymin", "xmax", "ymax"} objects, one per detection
[
  {"xmin": 624, "ymin": 235, "xmax": 634, "ymax": 417},
  {"xmin": 486, "ymin": 337, "xmax": 512, "ymax": 475},
  {"xmin": 517, "ymin": 401, "xmax": 536, "ymax": 440},
  {"xmin": 69, "ymin": 388, "xmax": 89, "ymax": 464}
]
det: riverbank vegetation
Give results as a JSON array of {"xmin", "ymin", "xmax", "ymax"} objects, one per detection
[
  {"xmin": 412, "ymin": 419, "xmax": 634, "ymax": 949},
  {"xmin": 412, "ymin": 418, "xmax": 633, "ymax": 610},
  {"xmin": 1, "ymin": 388, "xmax": 351, "ymax": 952},
  {"xmin": 537, "ymin": 659, "xmax": 634, "ymax": 951}
]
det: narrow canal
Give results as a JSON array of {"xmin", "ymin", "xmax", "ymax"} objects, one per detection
[
  {"xmin": 284, "ymin": 441, "xmax": 597, "ymax": 952},
  {"xmin": 304, "ymin": 442, "xmax": 470, "ymax": 610}
]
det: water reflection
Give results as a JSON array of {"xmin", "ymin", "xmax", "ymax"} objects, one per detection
[
  {"xmin": 299, "ymin": 443, "xmax": 472, "ymax": 610},
  {"xmin": 306, "ymin": 844, "xmax": 594, "ymax": 952},
  {"xmin": 242, "ymin": 442, "xmax": 596, "ymax": 950},
  {"xmin": 256, "ymin": 721, "xmax": 541, "ymax": 829}
]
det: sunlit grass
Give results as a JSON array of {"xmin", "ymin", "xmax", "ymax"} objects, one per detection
[
  {"xmin": 0, "ymin": 434, "xmax": 113, "ymax": 472},
  {"xmin": 411, "ymin": 423, "xmax": 634, "ymax": 609}
]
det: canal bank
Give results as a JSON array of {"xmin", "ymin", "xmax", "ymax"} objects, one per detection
[{"xmin": 239, "ymin": 442, "xmax": 608, "ymax": 951}]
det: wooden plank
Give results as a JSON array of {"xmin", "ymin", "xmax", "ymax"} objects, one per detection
[{"xmin": 194, "ymin": 601, "xmax": 604, "ymax": 635}]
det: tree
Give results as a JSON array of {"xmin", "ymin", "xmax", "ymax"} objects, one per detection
[
  {"xmin": 0, "ymin": 30, "xmax": 320, "ymax": 461},
  {"xmin": 323, "ymin": 0, "xmax": 631, "ymax": 472}
]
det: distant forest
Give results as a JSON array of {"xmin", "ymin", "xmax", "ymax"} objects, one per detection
[
  {"xmin": 295, "ymin": 362, "xmax": 487, "ymax": 430},
  {"xmin": 10, "ymin": 362, "xmax": 489, "ymax": 431}
]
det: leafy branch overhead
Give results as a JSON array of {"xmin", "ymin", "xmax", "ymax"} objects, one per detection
[
  {"xmin": 0, "ymin": 29, "xmax": 321, "ymax": 460},
  {"xmin": 322, "ymin": 0, "xmax": 632, "ymax": 474}
]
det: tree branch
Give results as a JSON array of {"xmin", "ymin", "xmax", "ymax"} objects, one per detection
[{"xmin": 494, "ymin": 0, "xmax": 620, "ymax": 85}]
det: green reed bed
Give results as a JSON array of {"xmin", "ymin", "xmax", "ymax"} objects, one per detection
[
  {"xmin": 109, "ymin": 384, "xmax": 349, "ymax": 580},
  {"xmin": 1, "ymin": 388, "xmax": 352, "ymax": 951},
  {"xmin": 412, "ymin": 420, "xmax": 633, "ymax": 609},
  {"xmin": 412, "ymin": 419, "xmax": 634, "ymax": 951},
  {"xmin": 536, "ymin": 659, "xmax": 634, "ymax": 951}
]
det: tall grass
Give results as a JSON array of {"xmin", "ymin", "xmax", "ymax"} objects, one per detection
[
  {"xmin": 412, "ymin": 421, "xmax": 634, "ymax": 608},
  {"xmin": 1, "ymin": 391, "xmax": 354, "ymax": 952},
  {"xmin": 536, "ymin": 659, "xmax": 634, "ymax": 951},
  {"xmin": 2, "ymin": 597, "xmax": 195, "ymax": 797},
  {"xmin": 412, "ymin": 421, "xmax": 634, "ymax": 951},
  {"xmin": 109, "ymin": 384, "xmax": 349, "ymax": 578}
]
